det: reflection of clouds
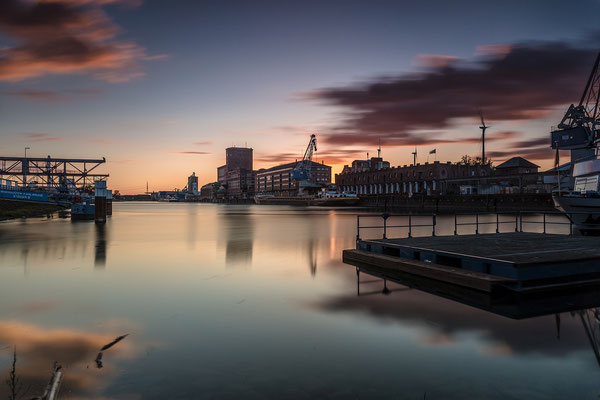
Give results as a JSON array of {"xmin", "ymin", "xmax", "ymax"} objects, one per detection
[
  {"xmin": 0, "ymin": 321, "xmax": 137, "ymax": 398},
  {"xmin": 316, "ymin": 290, "xmax": 593, "ymax": 358}
]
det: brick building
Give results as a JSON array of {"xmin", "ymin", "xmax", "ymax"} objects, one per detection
[
  {"xmin": 335, "ymin": 160, "xmax": 491, "ymax": 196},
  {"xmin": 216, "ymin": 146, "xmax": 255, "ymax": 199},
  {"xmin": 255, "ymin": 161, "xmax": 332, "ymax": 196}
]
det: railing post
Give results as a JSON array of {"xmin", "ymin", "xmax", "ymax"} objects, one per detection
[
  {"xmin": 570, "ymin": 215, "xmax": 573, "ymax": 235},
  {"xmin": 519, "ymin": 212, "xmax": 523, "ymax": 233},
  {"xmin": 515, "ymin": 212, "xmax": 518, "ymax": 233},
  {"xmin": 432, "ymin": 214, "xmax": 436, "ymax": 237},
  {"xmin": 496, "ymin": 213, "xmax": 499, "ymax": 234},
  {"xmin": 382, "ymin": 214, "xmax": 387, "ymax": 239},
  {"xmin": 408, "ymin": 215, "xmax": 412, "ymax": 238},
  {"xmin": 454, "ymin": 214, "xmax": 457, "ymax": 236},
  {"xmin": 476, "ymin": 214, "xmax": 479, "ymax": 235},
  {"xmin": 356, "ymin": 215, "xmax": 360, "ymax": 242},
  {"xmin": 543, "ymin": 213, "xmax": 546, "ymax": 234}
]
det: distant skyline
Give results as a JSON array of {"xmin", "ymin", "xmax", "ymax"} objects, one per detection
[{"xmin": 1, "ymin": 0, "xmax": 599, "ymax": 193}]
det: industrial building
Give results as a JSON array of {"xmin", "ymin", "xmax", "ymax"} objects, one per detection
[
  {"xmin": 186, "ymin": 172, "xmax": 199, "ymax": 194},
  {"xmin": 335, "ymin": 156, "xmax": 550, "ymax": 196},
  {"xmin": 255, "ymin": 161, "xmax": 332, "ymax": 196},
  {"xmin": 216, "ymin": 146, "xmax": 254, "ymax": 199},
  {"xmin": 336, "ymin": 158, "xmax": 492, "ymax": 195}
]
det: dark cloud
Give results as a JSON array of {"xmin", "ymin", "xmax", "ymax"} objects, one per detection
[
  {"xmin": 0, "ymin": 0, "xmax": 153, "ymax": 82},
  {"xmin": 256, "ymin": 149, "xmax": 366, "ymax": 165},
  {"xmin": 4, "ymin": 89, "xmax": 67, "ymax": 101},
  {"xmin": 310, "ymin": 39, "xmax": 598, "ymax": 149}
]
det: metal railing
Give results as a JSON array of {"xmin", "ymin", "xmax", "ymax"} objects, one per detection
[{"xmin": 355, "ymin": 211, "xmax": 598, "ymax": 241}]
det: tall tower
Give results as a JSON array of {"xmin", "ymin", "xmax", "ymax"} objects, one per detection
[{"xmin": 479, "ymin": 111, "xmax": 489, "ymax": 164}]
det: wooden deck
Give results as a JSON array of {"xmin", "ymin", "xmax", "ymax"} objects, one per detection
[{"xmin": 350, "ymin": 232, "xmax": 600, "ymax": 292}]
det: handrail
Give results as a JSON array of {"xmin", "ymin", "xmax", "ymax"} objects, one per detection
[{"xmin": 356, "ymin": 210, "xmax": 599, "ymax": 240}]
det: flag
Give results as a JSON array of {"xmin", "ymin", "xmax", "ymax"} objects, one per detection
[
  {"xmin": 429, "ymin": 149, "xmax": 436, "ymax": 154},
  {"xmin": 554, "ymin": 144, "xmax": 559, "ymax": 169}
]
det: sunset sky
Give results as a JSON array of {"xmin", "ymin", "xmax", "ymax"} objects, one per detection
[{"xmin": 1, "ymin": 0, "xmax": 600, "ymax": 193}]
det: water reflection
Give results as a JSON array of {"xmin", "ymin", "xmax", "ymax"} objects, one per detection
[
  {"xmin": 94, "ymin": 224, "xmax": 107, "ymax": 269},
  {"xmin": 0, "ymin": 320, "xmax": 136, "ymax": 399},
  {"xmin": 336, "ymin": 262, "xmax": 600, "ymax": 363},
  {"xmin": 219, "ymin": 208, "xmax": 254, "ymax": 267}
]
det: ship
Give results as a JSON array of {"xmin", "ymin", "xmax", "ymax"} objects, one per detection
[
  {"xmin": 254, "ymin": 191, "xmax": 360, "ymax": 206},
  {"xmin": 551, "ymin": 50, "xmax": 600, "ymax": 233}
]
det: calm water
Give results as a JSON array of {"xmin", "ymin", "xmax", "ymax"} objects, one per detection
[{"xmin": 0, "ymin": 203, "xmax": 598, "ymax": 399}]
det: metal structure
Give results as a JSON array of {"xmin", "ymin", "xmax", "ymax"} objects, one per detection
[
  {"xmin": 0, "ymin": 156, "xmax": 108, "ymax": 191},
  {"xmin": 479, "ymin": 111, "xmax": 489, "ymax": 163},
  {"xmin": 291, "ymin": 134, "xmax": 317, "ymax": 181},
  {"xmin": 552, "ymin": 51, "xmax": 600, "ymax": 150}
]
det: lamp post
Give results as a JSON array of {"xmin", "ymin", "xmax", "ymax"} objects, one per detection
[{"xmin": 24, "ymin": 147, "xmax": 30, "ymax": 158}]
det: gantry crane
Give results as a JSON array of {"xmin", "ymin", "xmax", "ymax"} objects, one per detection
[
  {"xmin": 291, "ymin": 134, "xmax": 318, "ymax": 195},
  {"xmin": 552, "ymin": 51, "xmax": 600, "ymax": 152}
]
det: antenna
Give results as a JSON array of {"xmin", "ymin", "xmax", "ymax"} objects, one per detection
[
  {"xmin": 146, "ymin": 181, "xmax": 149, "ymax": 195},
  {"xmin": 479, "ymin": 110, "xmax": 490, "ymax": 164},
  {"xmin": 412, "ymin": 147, "xmax": 417, "ymax": 166},
  {"xmin": 377, "ymin": 138, "xmax": 381, "ymax": 158}
]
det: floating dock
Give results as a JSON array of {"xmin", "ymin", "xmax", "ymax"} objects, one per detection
[{"xmin": 345, "ymin": 232, "xmax": 600, "ymax": 293}]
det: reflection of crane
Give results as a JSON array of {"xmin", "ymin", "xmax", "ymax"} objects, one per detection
[
  {"xmin": 291, "ymin": 134, "xmax": 318, "ymax": 195},
  {"xmin": 574, "ymin": 308, "xmax": 600, "ymax": 367},
  {"xmin": 479, "ymin": 111, "xmax": 490, "ymax": 164},
  {"xmin": 552, "ymin": 51, "xmax": 600, "ymax": 151}
]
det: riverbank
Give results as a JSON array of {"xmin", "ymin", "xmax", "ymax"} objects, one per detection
[{"xmin": 0, "ymin": 199, "xmax": 68, "ymax": 221}]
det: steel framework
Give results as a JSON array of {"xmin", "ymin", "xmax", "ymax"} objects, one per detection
[{"xmin": 0, "ymin": 156, "xmax": 108, "ymax": 190}]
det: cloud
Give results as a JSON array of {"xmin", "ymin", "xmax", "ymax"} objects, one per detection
[
  {"xmin": 256, "ymin": 149, "xmax": 367, "ymax": 165},
  {"xmin": 4, "ymin": 89, "xmax": 68, "ymax": 101},
  {"xmin": 26, "ymin": 133, "xmax": 63, "ymax": 141},
  {"xmin": 0, "ymin": 0, "xmax": 155, "ymax": 82},
  {"xmin": 309, "ymin": 38, "xmax": 598, "ymax": 149},
  {"xmin": 193, "ymin": 141, "xmax": 213, "ymax": 146},
  {"xmin": 412, "ymin": 54, "xmax": 460, "ymax": 68},
  {"xmin": 171, "ymin": 151, "xmax": 211, "ymax": 155},
  {"xmin": 4, "ymin": 88, "xmax": 103, "ymax": 101}
]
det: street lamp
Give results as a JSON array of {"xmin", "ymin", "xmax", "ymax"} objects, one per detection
[{"xmin": 24, "ymin": 147, "xmax": 30, "ymax": 158}]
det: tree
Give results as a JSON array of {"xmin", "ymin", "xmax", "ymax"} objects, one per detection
[{"xmin": 456, "ymin": 155, "xmax": 493, "ymax": 167}]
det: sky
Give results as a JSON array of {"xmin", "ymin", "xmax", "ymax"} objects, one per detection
[{"xmin": 1, "ymin": 0, "xmax": 600, "ymax": 194}]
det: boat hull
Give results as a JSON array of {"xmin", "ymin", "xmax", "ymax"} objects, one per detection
[{"xmin": 553, "ymin": 194, "xmax": 600, "ymax": 232}]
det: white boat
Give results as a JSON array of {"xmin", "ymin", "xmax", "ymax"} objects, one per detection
[{"xmin": 553, "ymin": 159, "xmax": 600, "ymax": 232}]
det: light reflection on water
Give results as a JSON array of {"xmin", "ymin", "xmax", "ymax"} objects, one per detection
[{"xmin": 0, "ymin": 203, "xmax": 598, "ymax": 399}]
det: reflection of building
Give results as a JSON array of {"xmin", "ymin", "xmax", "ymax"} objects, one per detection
[
  {"xmin": 217, "ymin": 147, "xmax": 254, "ymax": 199},
  {"xmin": 255, "ymin": 161, "xmax": 332, "ymax": 196},
  {"xmin": 219, "ymin": 210, "xmax": 254, "ymax": 267}
]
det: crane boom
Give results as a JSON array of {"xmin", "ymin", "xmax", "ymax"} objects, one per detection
[
  {"xmin": 291, "ymin": 134, "xmax": 317, "ymax": 180},
  {"xmin": 552, "ymin": 51, "xmax": 600, "ymax": 150}
]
